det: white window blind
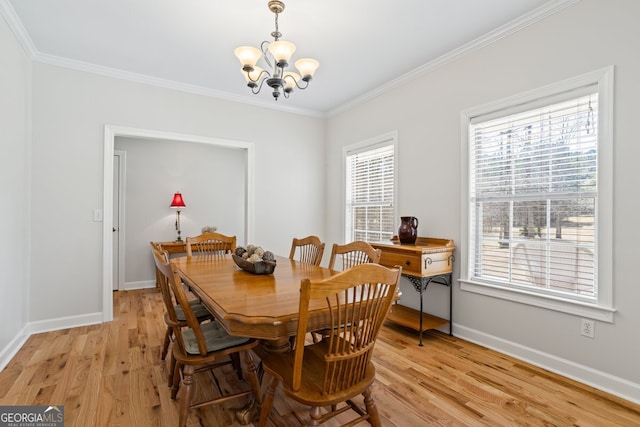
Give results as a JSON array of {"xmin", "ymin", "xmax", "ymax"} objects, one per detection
[
  {"xmin": 345, "ymin": 142, "xmax": 395, "ymax": 242},
  {"xmin": 469, "ymin": 89, "xmax": 598, "ymax": 301}
]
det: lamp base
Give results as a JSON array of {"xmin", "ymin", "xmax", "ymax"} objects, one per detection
[{"xmin": 174, "ymin": 210, "xmax": 183, "ymax": 243}]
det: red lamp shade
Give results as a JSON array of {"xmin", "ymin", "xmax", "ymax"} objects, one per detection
[{"xmin": 170, "ymin": 192, "xmax": 186, "ymax": 208}]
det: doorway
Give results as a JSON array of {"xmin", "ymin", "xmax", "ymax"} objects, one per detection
[{"xmin": 102, "ymin": 125, "xmax": 255, "ymax": 322}]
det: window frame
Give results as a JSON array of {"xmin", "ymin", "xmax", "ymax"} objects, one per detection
[
  {"xmin": 342, "ymin": 132, "xmax": 398, "ymax": 244},
  {"xmin": 460, "ymin": 67, "xmax": 615, "ymax": 322}
]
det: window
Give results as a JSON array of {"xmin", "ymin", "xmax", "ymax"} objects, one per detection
[
  {"xmin": 460, "ymin": 67, "xmax": 614, "ymax": 321},
  {"xmin": 344, "ymin": 133, "xmax": 397, "ymax": 243}
]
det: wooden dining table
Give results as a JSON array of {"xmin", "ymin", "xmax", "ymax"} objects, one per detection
[{"xmin": 173, "ymin": 254, "xmax": 336, "ymax": 352}]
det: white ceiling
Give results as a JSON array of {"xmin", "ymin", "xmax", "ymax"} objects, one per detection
[{"xmin": 3, "ymin": 0, "xmax": 570, "ymax": 116}]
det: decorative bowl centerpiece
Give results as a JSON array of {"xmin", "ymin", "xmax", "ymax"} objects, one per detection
[{"xmin": 232, "ymin": 245, "xmax": 277, "ymax": 275}]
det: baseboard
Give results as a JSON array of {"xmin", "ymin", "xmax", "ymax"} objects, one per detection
[
  {"xmin": 4, "ymin": 312, "xmax": 638, "ymax": 406},
  {"xmin": 27, "ymin": 312, "xmax": 103, "ymax": 335},
  {"xmin": 121, "ymin": 280, "xmax": 156, "ymax": 291},
  {"xmin": 0, "ymin": 283, "xmax": 154, "ymax": 371},
  {"xmin": 453, "ymin": 323, "xmax": 640, "ymax": 405},
  {"xmin": 0, "ymin": 324, "xmax": 30, "ymax": 372},
  {"xmin": 0, "ymin": 311, "xmax": 103, "ymax": 372}
]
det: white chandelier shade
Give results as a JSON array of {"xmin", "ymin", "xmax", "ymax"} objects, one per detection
[
  {"xmin": 234, "ymin": 46, "xmax": 262, "ymax": 69},
  {"xmin": 294, "ymin": 58, "xmax": 320, "ymax": 79},
  {"xmin": 267, "ymin": 40, "xmax": 296, "ymax": 66}
]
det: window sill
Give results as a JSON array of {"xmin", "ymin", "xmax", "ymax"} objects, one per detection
[{"xmin": 459, "ymin": 279, "xmax": 615, "ymax": 322}]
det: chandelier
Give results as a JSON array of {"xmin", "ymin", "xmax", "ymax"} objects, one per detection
[{"xmin": 234, "ymin": 0, "xmax": 319, "ymax": 100}]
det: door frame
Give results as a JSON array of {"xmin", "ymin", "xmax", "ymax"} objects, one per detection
[
  {"xmin": 102, "ymin": 125, "xmax": 255, "ymax": 321},
  {"xmin": 113, "ymin": 150, "xmax": 126, "ymax": 291}
]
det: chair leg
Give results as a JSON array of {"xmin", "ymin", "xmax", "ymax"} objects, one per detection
[
  {"xmin": 308, "ymin": 406, "xmax": 322, "ymax": 426},
  {"xmin": 258, "ymin": 376, "xmax": 279, "ymax": 427},
  {"xmin": 171, "ymin": 360, "xmax": 182, "ymax": 399},
  {"xmin": 362, "ymin": 386, "xmax": 381, "ymax": 427},
  {"xmin": 178, "ymin": 364, "xmax": 195, "ymax": 427},
  {"xmin": 168, "ymin": 352, "xmax": 177, "ymax": 388},
  {"xmin": 161, "ymin": 326, "xmax": 172, "ymax": 360},
  {"xmin": 230, "ymin": 352, "xmax": 243, "ymax": 380}
]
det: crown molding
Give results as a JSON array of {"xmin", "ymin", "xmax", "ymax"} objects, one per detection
[
  {"xmin": 31, "ymin": 51, "xmax": 324, "ymax": 118},
  {"xmin": 327, "ymin": 0, "xmax": 581, "ymax": 117},
  {"xmin": 3, "ymin": 0, "xmax": 579, "ymax": 119},
  {"xmin": 0, "ymin": 0, "xmax": 37, "ymax": 56},
  {"xmin": 0, "ymin": 0, "xmax": 323, "ymax": 118}
]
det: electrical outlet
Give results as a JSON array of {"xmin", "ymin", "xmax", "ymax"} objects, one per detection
[{"xmin": 581, "ymin": 319, "xmax": 595, "ymax": 338}]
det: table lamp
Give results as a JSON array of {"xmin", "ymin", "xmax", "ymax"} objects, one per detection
[{"xmin": 169, "ymin": 192, "xmax": 186, "ymax": 242}]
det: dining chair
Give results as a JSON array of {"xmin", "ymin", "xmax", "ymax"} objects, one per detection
[
  {"xmin": 153, "ymin": 251, "xmax": 262, "ymax": 427},
  {"xmin": 185, "ymin": 232, "xmax": 236, "ymax": 257},
  {"xmin": 258, "ymin": 263, "xmax": 402, "ymax": 427},
  {"xmin": 287, "ymin": 236, "xmax": 326, "ymax": 348},
  {"xmin": 311, "ymin": 241, "xmax": 383, "ymax": 343},
  {"xmin": 152, "ymin": 247, "xmax": 214, "ymax": 361},
  {"xmin": 289, "ymin": 235, "xmax": 325, "ymax": 266},
  {"xmin": 328, "ymin": 240, "xmax": 382, "ymax": 271}
]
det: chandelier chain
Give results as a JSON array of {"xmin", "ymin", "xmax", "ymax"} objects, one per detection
[{"xmin": 271, "ymin": 10, "xmax": 281, "ymax": 40}]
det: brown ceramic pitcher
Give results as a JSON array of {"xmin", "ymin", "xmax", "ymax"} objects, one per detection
[{"xmin": 398, "ymin": 216, "xmax": 418, "ymax": 244}]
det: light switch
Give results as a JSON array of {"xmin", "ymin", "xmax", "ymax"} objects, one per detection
[{"xmin": 93, "ymin": 209, "xmax": 103, "ymax": 222}]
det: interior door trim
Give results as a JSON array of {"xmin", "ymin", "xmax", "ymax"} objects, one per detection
[{"xmin": 102, "ymin": 125, "xmax": 255, "ymax": 322}]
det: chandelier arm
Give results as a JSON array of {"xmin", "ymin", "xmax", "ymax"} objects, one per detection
[
  {"xmin": 260, "ymin": 41, "xmax": 274, "ymax": 70},
  {"xmin": 250, "ymin": 75, "xmax": 269, "ymax": 95},
  {"xmin": 283, "ymin": 73, "xmax": 310, "ymax": 91},
  {"xmin": 244, "ymin": 67, "xmax": 270, "ymax": 84},
  {"xmin": 294, "ymin": 78, "xmax": 310, "ymax": 90}
]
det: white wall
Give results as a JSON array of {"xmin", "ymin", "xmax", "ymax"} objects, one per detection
[
  {"xmin": 114, "ymin": 136, "xmax": 247, "ymax": 287},
  {"xmin": 0, "ymin": 14, "xmax": 30, "ymax": 363},
  {"xmin": 28, "ymin": 62, "xmax": 325, "ymax": 323},
  {"xmin": 4, "ymin": 0, "xmax": 639, "ymax": 405},
  {"xmin": 326, "ymin": 0, "xmax": 640, "ymax": 402}
]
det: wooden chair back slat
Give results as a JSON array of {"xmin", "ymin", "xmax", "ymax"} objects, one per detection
[
  {"xmin": 152, "ymin": 247, "xmax": 178, "ymax": 322},
  {"xmin": 328, "ymin": 241, "xmax": 382, "ymax": 271},
  {"xmin": 186, "ymin": 232, "xmax": 236, "ymax": 258},
  {"xmin": 289, "ymin": 235, "xmax": 325, "ymax": 266}
]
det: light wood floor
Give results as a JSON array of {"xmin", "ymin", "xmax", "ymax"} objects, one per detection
[{"xmin": 0, "ymin": 288, "xmax": 639, "ymax": 426}]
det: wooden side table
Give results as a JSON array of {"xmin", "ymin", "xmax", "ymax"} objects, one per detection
[
  {"xmin": 371, "ymin": 237, "xmax": 455, "ymax": 346},
  {"xmin": 151, "ymin": 240, "xmax": 188, "ymax": 254}
]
